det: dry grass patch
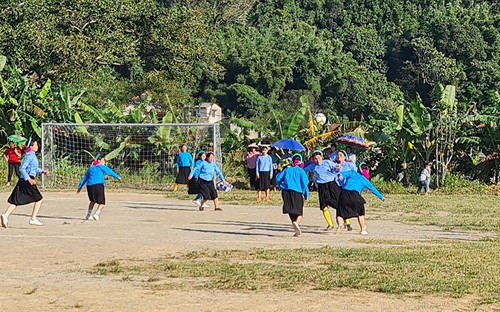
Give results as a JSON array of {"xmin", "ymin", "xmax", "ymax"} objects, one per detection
[{"xmin": 89, "ymin": 240, "xmax": 499, "ymax": 305}]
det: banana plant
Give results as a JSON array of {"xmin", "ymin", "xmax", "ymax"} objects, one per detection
[
  {"xmin": 433, "ymin": 84, "xmax": 458, "ymax": 186},
  {"xmin": 283, "ymin": 95, "xmax": 308, "ymax": 138}
]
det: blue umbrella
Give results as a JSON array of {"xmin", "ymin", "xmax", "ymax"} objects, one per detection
[{"xmin": 272, "ymin": 139, "xmax": 306, "ymax": 151}]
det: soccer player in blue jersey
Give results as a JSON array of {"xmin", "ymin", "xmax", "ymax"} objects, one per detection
[
  {"xmin": 77, "ymin": 155, "xmax": 121, "ymax": 221},
  {"xmin": 174, "ymin": 144, "xmax": 194, "ymax": 192},
  {"xmin": 275, "ymin": 159, "xmax": 309, "ymax": 237},
  {"xmin": 336, "ymin": 170, "xmax": 385, "ymax": 235},
  {"xmin": 1, "ymin": 140, "xmax": 49, "ymax": 228},
  {"xmin": 189, "ymin": 152, "xmax": 228, "ymax": 211}
]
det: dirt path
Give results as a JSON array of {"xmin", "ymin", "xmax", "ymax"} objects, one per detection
[{"xmin": 0, "ymin": 192, "xmax": 497, "ymax": 311}]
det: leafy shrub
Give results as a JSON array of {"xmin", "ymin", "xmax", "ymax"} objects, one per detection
[
  {"xmin": 436, "ymin": 174, "xmax": 491, "ymax": 195},
  {"xmin": 371, "ymin": 175, "xmax": 412, "ymax": 194}
]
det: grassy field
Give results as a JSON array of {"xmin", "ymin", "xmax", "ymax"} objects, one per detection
[
  {"xmin": 92, "ymin": 240, "xmax": 499, "ymax": 304},
  {"xmin": 88, "ymin": 191, "xmax": 499, "ymax": 305},
  {"xmin": 167, "ymin": 189, "xmax": 500, "ymax": 232}
]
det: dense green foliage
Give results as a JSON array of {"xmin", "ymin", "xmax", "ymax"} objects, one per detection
[{"xmin": 1, "ymin": 0, "xmax": 499, "ymax": 184}]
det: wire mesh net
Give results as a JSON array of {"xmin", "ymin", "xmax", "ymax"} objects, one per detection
[{"xmin": 41, "ymin": 123, "xmax": 221, "ymax": 190}]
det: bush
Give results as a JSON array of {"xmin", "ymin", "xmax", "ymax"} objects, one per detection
[
  {"xmin": 436, "ymin": 174, "xmax": 491, "ymax": 195},
  {"xmin": 371, "ymin": 175, "xmax": 413, "ymax": 194}
]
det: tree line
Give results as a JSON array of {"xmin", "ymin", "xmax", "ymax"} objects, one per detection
[{"xmin": 0, "ymin": 0, "xmax": 499, "ymax": 184}]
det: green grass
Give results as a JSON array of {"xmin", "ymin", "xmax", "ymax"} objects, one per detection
[
  {"xmin": 89, "ymin": 241, "xmax": 499, "ymax": 303},
  {"xmin": 85, "ymin": 191, "xmax": 499, "ymax": 305},
  {"xmin": 166, "ymin": 190, "xmax": 500, "ymax": 233},
  {"xmin": 369, "ymin": 194, "xmax": 500, "ymax": 232}
]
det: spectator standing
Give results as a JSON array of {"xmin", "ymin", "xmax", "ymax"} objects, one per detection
[
  {"xmin": 417, "ymin": 163, "xmax": 431, "ymax": 195},
  {"xmin": 3, "ymin": 141, "xmax": 22, "ymax": 186}
]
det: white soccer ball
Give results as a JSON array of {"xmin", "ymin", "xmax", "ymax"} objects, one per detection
[{"xmin": 314, "ymin": 113, "xmax": 327, "ymax": 126}]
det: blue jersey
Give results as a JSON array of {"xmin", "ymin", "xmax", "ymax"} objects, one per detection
[
  {"xmin": 303, "ymin": 159, "xmax": 338, "ymax": 184},
  {"xmin": 19, "ymin": 151, "xmax": 44, "ymax": 181},
  {"xmin": 78, "ymin": 164, "xmax": 121, "ymax": 189},
  {"xmin": 275, "ymin": 166, "xmax": 309, "ymax": 199},
  {"xmin": 176, "ymin": 152, "xmax": 194, "ymax": 168},
  {"xmin": 329, "ymin": 151, "xmax": 338, "ymax": 161},
  {"xmin": 339, "ymin": 161, "xmax": 357, "ymax": 172},
  {"xmin": 256, "ymin": 154, "xmax": 273, "ymax": 177},
  {"xmin": 190, "ymin": 161, "xmax": 225, "ymax": 182},
  {"xmin": 339, "ymin": 170, "xmax": 384, "ymax": 200}
]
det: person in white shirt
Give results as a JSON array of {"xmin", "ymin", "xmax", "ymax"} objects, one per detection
[
  {"xmin": 346, "ymin": 146, "xmax": 357, "ymax": 169},
  {"xmin": 417, "ymin": 163, "xmax": 431, "ymax": 195}
]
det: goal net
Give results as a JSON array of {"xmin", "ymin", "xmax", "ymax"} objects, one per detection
[{"xmin": 41, "ymin": 123, "xmax": 221, "ymax": 190}]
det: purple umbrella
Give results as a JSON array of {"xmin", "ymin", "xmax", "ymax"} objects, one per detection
[{"xmin": 336, "ymin": 135, "xmax": 369, "ymax": 149}]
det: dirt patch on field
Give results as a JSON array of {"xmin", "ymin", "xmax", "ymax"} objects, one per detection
[{"xmin": 0, "ymin": 192, "xmax": 497, "ymax": 311}]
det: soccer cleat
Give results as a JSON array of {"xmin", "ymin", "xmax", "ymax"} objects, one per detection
[
  {"xmin": 85, "ymin": 214, "xmax": 93, "ymax": 220},
  {"xmin": 92, "ymin": 214, "xmax": 100, "ymax": 221},
  {"xmin": 324, "ymin": 225, "xmax": 334, "ymax": 231},
  {"xmin": 265, "ymin": 197, "xmax": 270, "ymax": 202},
  {"xmin": 193, "ymin": 199, "xmax": 202, "ymax": 207},
  {"xmin": 360, "ymin": 230, "xmax": 369, "ymax": 235},
  {"xmin": 346, "ymin": 224, "xmax": 353, "ymax": 231},
  {"xmin": 292, "ymin": 221, "xmax": 302, "ymax": 237},
  {"xmin": 256, "ymin": 197, "xmax": 262, "ymax": 203},
  {"xmin": 202, "ymin": 203, "xmax": 209, "ymax": 208},
  {"xmin": 29, "ymin": 218, "xmax": 44, "ymax": 226},
  {"xmin": 214, "ymin": 207, "xmax": 223, "ymax": 211},
  {"xmin": 1, "ymin": 214, "xmax": 9, "ymax": 228}
]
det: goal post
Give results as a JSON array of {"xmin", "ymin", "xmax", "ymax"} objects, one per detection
[{"xmin": 41, "ymin": 123, "xmax": 222, "ymax": 190}]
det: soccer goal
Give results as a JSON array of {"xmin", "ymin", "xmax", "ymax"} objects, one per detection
[{"xmin": 41, "ymin": 123, "xmax": 221, "ymax": 190}]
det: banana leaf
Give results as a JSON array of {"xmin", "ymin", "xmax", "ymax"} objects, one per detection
[{"xmin": 284, "ymin": 95, "xmax": 308, "ymax": 138}]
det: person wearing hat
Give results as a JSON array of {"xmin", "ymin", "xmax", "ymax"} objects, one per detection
[
  {"xmin": 244, "ymin": 143, "xmax": 260, "ymax": 190},
  {"xmin": 275, "ymin": 158, "xmax": 310, "ymax": 237},
  {"xmin": 173, "ymin": 144, "xmax": 194, "ymax": 192},
  {"xmin": 256, "ymin": 146, "xmax": 273, "ymax": 202},
  {"xmin": 303, "ymin": 150, "xmax": 341, "ymax": 231}
]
